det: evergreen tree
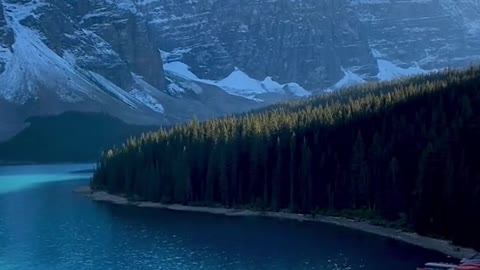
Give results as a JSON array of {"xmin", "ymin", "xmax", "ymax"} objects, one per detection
[
  {"xmin": 272, "ymin": 137, "xmax": 282, "ymax": 210},
  {"xmin": 289, "ymin": 132, "xmax": 297, "ymax": 210}
]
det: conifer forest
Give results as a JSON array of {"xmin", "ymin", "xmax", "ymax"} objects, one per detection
[{"xmin": 92, "ymin": 67, "xmax": 480, "ymax": 250}]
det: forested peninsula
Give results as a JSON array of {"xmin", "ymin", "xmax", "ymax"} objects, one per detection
[{"xmin": 91, "ymin": 67, "xmax": 480, "ymax": 250}]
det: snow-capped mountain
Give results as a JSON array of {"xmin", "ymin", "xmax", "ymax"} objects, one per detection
[{"xmin": 1, "ymin": 0, "xmax": 480, "ymax": 140}]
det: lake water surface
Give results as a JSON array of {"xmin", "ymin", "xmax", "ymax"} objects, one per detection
[{"xmin": 0, "ymin": 164, "xmax": 450, "ymax": 270}]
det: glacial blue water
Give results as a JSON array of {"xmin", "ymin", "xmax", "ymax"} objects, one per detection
[{"xmin": 0, "ymin": 164, "xmax": 451, "ymax": 270}]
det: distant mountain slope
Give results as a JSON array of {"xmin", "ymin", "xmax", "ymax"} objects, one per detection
[{"xmin": 0, "ymin": 112, "xmax": 159, "ymax": 163}]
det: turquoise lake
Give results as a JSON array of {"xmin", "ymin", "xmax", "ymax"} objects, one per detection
[{"xmin": 0, "ymin": 164, "xmax": 451, "ymax": 270}]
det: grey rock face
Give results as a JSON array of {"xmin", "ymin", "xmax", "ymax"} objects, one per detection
[
  {"xmin": 3, "ymin": 0, "xmax": 164, "ymax": 91},
  {"xmin": 79, "ymin": 0, "xmax": 164, "ymax": 89},
  {"xmin": 139, "ymin": 0, "xmax": 377, "ymax": 89},
  {"xmin": 0, "ymin": 4, "xmax": 14, "ymax": 73},
  {"xmin": 139, "ymin": 0, "xmax": 480, "ymax": 88},
  {"xmin": 352, "ymin": 0, "xmax": 480, "ymax": 70}
]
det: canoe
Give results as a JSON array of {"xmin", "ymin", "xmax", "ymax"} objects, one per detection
[
  {"xmin": 455, "ymin": 266, "xmax": 480, "ymax": 270},
  {"xmin": 419, "ymin": 254, "xmax": 479, "ymax": 270},
  {"xmin": 461, "ymin": 254, "xmax": 480, "ymax": 264},
  {"xmin": 417, "ymin": 268, "xmax": 455, "ymax": 270},
  {"xmin": 425, "ymin": 262, "xmax": 458, "ymax": 269}
]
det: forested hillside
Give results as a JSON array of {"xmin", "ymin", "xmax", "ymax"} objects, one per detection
[{"xmin": 91, "ymin": 67, "xmax": 480, "ymax": 250}]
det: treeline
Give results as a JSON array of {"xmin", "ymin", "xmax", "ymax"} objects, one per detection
[{"xmin": 92, "ymin": 67, "xmax": 480, "ymax": 250}]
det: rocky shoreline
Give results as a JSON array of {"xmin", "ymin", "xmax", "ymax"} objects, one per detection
[{"xmin": 75, "ymin": 186, "xmax": 477, "ymax": 260}]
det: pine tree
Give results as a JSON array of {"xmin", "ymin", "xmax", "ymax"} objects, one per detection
[
  {"xmin": 289, "ymin": 132, "xmax": 297, "ymax": 210},
  {"xmin": 350, "ymin": 131, "xmax": 368, "ymax": 208},
  {"xmin": 272, "ymin": 137, "xmax": 282, "ymax": 210}
]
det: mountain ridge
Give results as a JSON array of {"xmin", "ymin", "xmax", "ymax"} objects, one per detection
[{"xmin": 1, "ymin": 0, "xmax": 480, "ymax": 140}]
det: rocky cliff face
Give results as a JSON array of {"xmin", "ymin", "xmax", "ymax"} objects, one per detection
[
  {"xmin": 352, "ymin": 0, "xmax": 480, "ymax": 73},
  {"xmin": 151, "ymin": 0, "xmax": 480, "ymax": 87},
  {"xmin": 142, "ymin": 0, "xmax": 378, "ymax": 89},
  {"xmin": 0, "ymin": 0, "xmax": 479, "ymax": 140}
]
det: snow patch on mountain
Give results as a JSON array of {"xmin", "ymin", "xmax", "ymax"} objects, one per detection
[
  {"xmin": 217, "ymin": 68, "xmax": 267, "ymax": 96},
  {"xmin": 87, "ymin": 72, "xmax": 138, "ymax": 108},
  {"xmin": 160, "ymin": 49, "xmax": 192, "ymax": 63},
  {"xmin": 87, "ymin": 72, "xmax": 165, "ymax": 113},
  {"xmin": 217, "ymin": 70, "xmax": 311, "ymax": 98},
  {"xmin": 163, "ymin": 61, "xmax": 311, "ymax": 99},
  {"xmin": 166, "ymin": 80, "xmax": 185, "ymax": 96},
  {"xmin": 376, "ymin": 59, "xmax": 427, "ymax": 81},
  {"xmin": 326, "ymin": 69, "xmax": 366, "ymax": 92},
  {"xmin": 283, "ymin": 83, "xmax": 311, "ymax": 97},
  {"xmin": 370, "ymin": 47, "xmax": 428, "ymax": 82},
  {"xmin": 163, "ymin": 61, "xmax": 201, "ymax": 81},
  {"xmin": 130, "ymin": 89, "xmax": 164, "ymax": 113},
  {"xmin": 324, "ymin": 54, "xmax": 429, "ymax": 92}
]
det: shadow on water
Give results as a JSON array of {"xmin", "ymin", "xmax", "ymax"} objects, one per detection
[{"xmin": 0, "ymin": 163, "xmax": 94, "ymax": 195}]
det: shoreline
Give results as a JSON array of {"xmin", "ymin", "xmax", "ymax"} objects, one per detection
[{"xmin": 75, "ymin": 186, "xmax": 477, "ymax": 260}]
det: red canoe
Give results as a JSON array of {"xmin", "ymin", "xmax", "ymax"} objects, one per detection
[{"xmin": 456, "ymin": 266, "xmax": 480, "ymax": 270}]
